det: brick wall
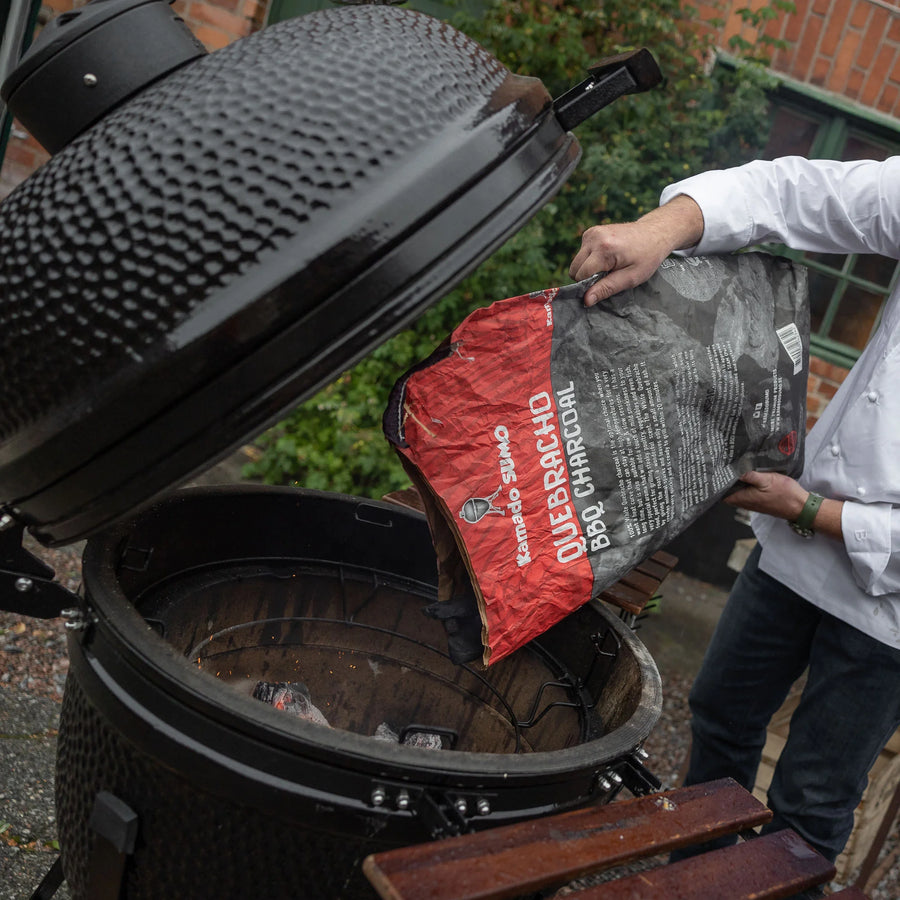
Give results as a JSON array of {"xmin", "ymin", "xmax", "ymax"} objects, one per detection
[{"xmin": 702, "ymin": 0, "xmax": 900, "ymax": 118}]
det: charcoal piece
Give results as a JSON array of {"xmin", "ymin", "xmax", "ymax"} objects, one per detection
[{"xmin": 251, "ymin": 681, "xmax": 330, "ymax": 727}]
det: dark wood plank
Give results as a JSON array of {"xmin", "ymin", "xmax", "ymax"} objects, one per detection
[
  {"xmin": 597, "ymin": 580, "xmax": 650, "ymax": 615},
  {"xmin": 829, "ymin": 889, "xmax": 872, "ymax": 899},
  {"xmin": 616, "ymin": 569, "xmax": 664, "ymax": 598},
  {"xmin": 362, "ymin": 779, "xmax": 771, "ymax": 900},
  {"xmin": 570, "ymin": 829, "xmax": 836, "ymax": 899}
]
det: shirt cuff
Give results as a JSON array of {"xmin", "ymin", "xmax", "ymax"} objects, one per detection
[
  {"xmin": 660, "ymin": 170, "xmax": 754, "ymax": 257},
  {"xmin": 841, "ymin": 500, "xmax": 894, "ymax": 596}
]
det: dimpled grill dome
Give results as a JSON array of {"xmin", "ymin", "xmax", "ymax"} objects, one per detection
[{"xmin": 0, "ymin": 4, "xmax": 578, "ymax": 544}]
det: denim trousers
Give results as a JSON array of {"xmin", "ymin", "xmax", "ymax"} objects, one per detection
[{"xmin": 681, "ymin": 542, "xmax": 900, "ymax": 862}]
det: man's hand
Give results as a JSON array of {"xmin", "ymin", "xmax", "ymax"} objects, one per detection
[
  {"xmin": 569, "ymin": 194, "xmax": 705, "ymax": 306},
  {"xmin": 724, "ymin": 471, "xmax": 809, "ymax": 521},
  {"xmin": 725, "ymin": 471, "xmax": 844, "ymax": 539}
]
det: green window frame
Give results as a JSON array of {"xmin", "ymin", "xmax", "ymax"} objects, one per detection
[{"xmin": 759, "ymin": 82, "xmax": 900, "ymax": 370}]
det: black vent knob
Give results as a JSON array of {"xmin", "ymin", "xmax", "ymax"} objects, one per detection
[{"xmin": 0, "ymin": 0, "xmax": 207, "ymax": 154}]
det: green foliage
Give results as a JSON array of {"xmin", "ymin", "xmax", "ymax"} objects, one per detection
[{"xmin": 245, "ymin": 0, "xmax": 787, "ymax": 496}]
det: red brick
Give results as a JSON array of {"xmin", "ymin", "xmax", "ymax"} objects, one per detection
[
  {"xmin": 818, "ymin": 379, "xmax": 840, "ymax": 400},
  {"xmin": 188, "ymin": 1, "xmax": 249, "ymax": 36},
  {"xmin": 880, "ymin": 82, "xmax": 900, "ymax": 114},
  {"xmin": 849, "ymin": 1, "xmax": 871, "ymax": 31},
  {"xmin": 861, "ymin": 43, "xmax": 897, "ymax": 107},
  {"xmin": 191, "ymin": 23, "xmax": 234, "ymax": 49},
  {"xmin": 820, "ymin": 2, "xmax": 851, "ymax": 57},
  {"xmin": 829, "ymin": 30, "xmax": 862, "ymax": 92},
  {"xmin": 805, "ymin": 415, "xmax": 819, "ymax": 432},
  {"xmin": 791, "ymin": 14, "xmax": 825, "ymax": 81},
  {"xmin": 846, "ymin": 67, "xmax": 865, "ymax": 99},
  {"xmin": 811, "ymin": 56, "xmax": 830, "ymax": 87},
  {"xmin": 891, "ymin": 17, "xmax": 900, "ymax": 42},
  {"xmin": 809, "ymin": 356, "xmax": 850, "ymax": 384},
  {"xmin": 784, "ymin": 3, "xmax": 806, "ymax": 43},
  {"xmin": 811, "ymin": 0, "xmax": 832, "ymax": 13}
]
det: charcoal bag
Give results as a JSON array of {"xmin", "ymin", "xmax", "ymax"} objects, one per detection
[{"xmin": 384, "ymin": 253, "xmax": 809, "ymax": 666}]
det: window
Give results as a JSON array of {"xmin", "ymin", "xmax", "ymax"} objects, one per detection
[{"xmin": 760, "ymin": 92, "xmax": 900, "ymax": 369}]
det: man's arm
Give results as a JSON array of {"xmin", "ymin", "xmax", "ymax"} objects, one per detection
[{"xmin": 569, "ymin": 194, "xmax": 704, "ymax": 306}]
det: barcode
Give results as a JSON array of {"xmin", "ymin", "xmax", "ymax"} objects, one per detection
[{"xmin": 777, "ymin": 323, "xmax": 803, "ymax": 375}]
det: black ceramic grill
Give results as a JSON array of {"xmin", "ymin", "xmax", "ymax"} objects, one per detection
[{"xmin": 0, "ymin": 3, "xmax": 664, "ymax": 897}]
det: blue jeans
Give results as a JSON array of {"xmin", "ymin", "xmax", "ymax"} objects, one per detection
[{"xmin": 681, "ymin": 543, "xmax": 900, "ymax": 862}]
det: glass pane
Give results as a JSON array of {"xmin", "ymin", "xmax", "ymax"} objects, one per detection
[
  {"xmin": 828, "ymin": 285, "xmax": 884, "ymax": 350},
  {"xmin": 763, "ymin": 107, "xmax": 820, "ymax": 159},
  {"xmin": 805, "ymin": 251, "xmax": 848, "ymax": 272},
  {"xmin": 851, "ymin": 253, "xmax": 898, "ymax": 288},
  {"xmin": 808, "ymin": 270, "xmax": 839, "ymax": 336},
  {"xmin": 843, "ymin": 134, "xmax": 891, "ymax": 161}
]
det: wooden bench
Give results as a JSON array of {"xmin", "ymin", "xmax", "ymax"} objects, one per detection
[{"xmin": 363, "ymin": 777, "xmax": 868, "ymax": 900}]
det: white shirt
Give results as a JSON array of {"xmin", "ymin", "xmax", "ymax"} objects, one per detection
[{"xmin": 661, "ymin": 156, "xmax": 900, "ymax": 647}]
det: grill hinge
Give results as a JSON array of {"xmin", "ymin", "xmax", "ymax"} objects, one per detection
[{"xmin": 0, "ymin": 512, "xmax": 80, "ymax": 618}]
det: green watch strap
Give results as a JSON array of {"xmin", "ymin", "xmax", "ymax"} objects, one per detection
[{"xmin": 793, "ymin": 491, "xmax": 824, "ymax": 533}]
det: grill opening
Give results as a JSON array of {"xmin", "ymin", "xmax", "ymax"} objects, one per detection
[{"xmin": 137, "ymin": 559, "xmax": 615, "ymax": 755}]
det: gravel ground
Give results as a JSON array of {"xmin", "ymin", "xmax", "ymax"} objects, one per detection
[{"xmin": 2, "ymin": 536, "xmax": 899, "ymax": 898}]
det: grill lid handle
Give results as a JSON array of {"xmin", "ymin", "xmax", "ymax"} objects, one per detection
[{"xmin": 553, "ymin": 48, "xmax": 662, "ymax": 132}]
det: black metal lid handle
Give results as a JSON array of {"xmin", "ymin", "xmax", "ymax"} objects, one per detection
[{"xmin": 553, "ymin": 48, "xmax": 663, "ymax": 132}]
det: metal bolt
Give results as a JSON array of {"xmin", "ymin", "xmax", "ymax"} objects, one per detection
[
  {"xmin": 454, "ymin": 798, "xmax": 467, "ymax": 816},
  {"xmin": 636, "ymin": 747, "xmax": 650, "ymax": 760},
  {"xmin": 370, "ymin": 787, "xmax": 386, "ymax": 807},
  {"xmin": 609, "ymin": 772, "xmax": 623, "ymax": 785},
  {"xmin": 396, "ymin": 790, "xmax": 411, "ymax": 811},
  {"xmin": 14, "ymin": 577, "xmax": 33, "ymax": 592},
  {"xmin": 83, "ymin": 73, "xmax": 98, "ymax": 87},
  {"xmin": 64, "ymin": 619, "xmax": 87, "ymax": 631},
  {"xmin": 0, "ymin": 514, "xmax": 13, "ymax": 530},
  {"xmin": 476, "ymin": 798, "xmax": 491, "ymax": 816},
  {"xmin": 598, "ymin": 777, "xmax": 612, "ymax": 792}
]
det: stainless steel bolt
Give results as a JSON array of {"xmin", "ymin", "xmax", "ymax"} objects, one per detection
[
  {"xmin": 14, "ymin": 577, "xmax": 33, "ymax": 592},
  {"xmin": 609, "ymin": 772, "xmax": 623, "ymax": 785},
  {"xmin": 370, "ymin": 787, "xmax": 386, "ymax": 807},
  {"xmin": 476, "ymin": 798, "xmax": 491, "ymax": 816},
  {"xmin": 83, "ymin": 73, "xmax": 98, "ymax": 87},
  {"xmin": 454, "ymin": 798, "xmax": 468, "ymax": 816},
  {"xmin": 598, "ymin": 777, "xmax": 612, "ymax": 792},
  {"xmin": 636, "ymin": 747, "xmax": 650, "ymax": 760},
  {"xmin": 396, "ymin": 790, "xmax": 411, "ymax": 811},
  {"xmin": 0, "ymin": 514, "xmax": 13, "ymax": 530}
]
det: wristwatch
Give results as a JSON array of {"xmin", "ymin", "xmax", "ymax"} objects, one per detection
[{"xmin": 790, "ymin": 491, "xmax": 824, "ymax": 538}]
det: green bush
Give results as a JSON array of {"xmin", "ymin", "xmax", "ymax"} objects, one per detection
[{"xmin": 244, "ymin": 0, "xmax": 787, "ymax": 496}]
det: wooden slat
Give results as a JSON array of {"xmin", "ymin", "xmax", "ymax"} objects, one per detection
[
  {"xmin": 830, "ymin": 889, "xmax": 873, "ymax": 899},
  {"xmin": 362, "ymin": 779, "xmax": 771, "ymax": 900},
  {"xmin": 569, "ymin": 829, "xmax": 836, "ymax": 899},
  {"xmin": 597, "ymin": 581, "xmax": 650, "ymax": 615}
]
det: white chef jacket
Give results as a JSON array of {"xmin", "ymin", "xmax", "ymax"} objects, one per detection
[{"xmin": 660, "ymin": 156, "xmax": 900, "ymax": 648}]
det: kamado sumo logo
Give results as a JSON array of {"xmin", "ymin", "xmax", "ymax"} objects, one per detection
[
  {"xmin": 459, "ymin": 486, "xmax": 505, "ymax": 524},
  {"xmin": 779, "ymin": 430, "xmax": 798, "ymax": 456}
]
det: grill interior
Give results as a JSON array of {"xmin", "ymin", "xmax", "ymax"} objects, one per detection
[{"xmin": 136, "ymin": 558, "xmax": 619, "ymax": 754}]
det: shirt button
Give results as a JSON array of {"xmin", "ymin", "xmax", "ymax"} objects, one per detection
[
  {"xmin": 830, "ymin": 445, "xmax": 840, "ymax": 457},
  {"xmin": 867, "ymin": 391, "xmax": 879, "ymax": 403},
  {"xmin": 858, "ymin": 486, "xmax": 867, "ymax": 497}
]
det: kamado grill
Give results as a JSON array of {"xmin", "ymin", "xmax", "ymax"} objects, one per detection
[{"xmin": 0, "ymin": 2, "xmax": 665, "ymax": 897}]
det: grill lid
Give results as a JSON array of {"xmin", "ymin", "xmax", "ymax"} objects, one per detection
[{"xmin": 0, "ymin": 1, "xmax": 660, "ymax": 571}]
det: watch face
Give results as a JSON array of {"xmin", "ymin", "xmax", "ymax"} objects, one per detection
[{"xmin": 790, "ymin": 522, "xmax": 814, "ymax": 539}]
